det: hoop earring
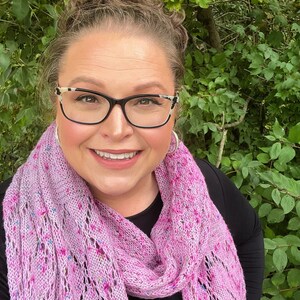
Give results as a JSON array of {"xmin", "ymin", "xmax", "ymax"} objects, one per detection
[
  {"xmin": 168, "ymin": 130, "xmax": 179, "ymax": 154},
  {"xmin": 55, "ymin": 125, "xmax": 61, "ymax": 146}
]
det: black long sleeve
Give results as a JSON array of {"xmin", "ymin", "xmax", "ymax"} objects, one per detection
[
  {"xmin": 196, "ymin": 159, "xmax": 264, "ymax": 300},
  {"xmin": 0, "ymin": 178, "xmax": 11, "ymax": 300}
]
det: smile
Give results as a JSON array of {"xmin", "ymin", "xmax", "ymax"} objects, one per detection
[{"xmin": 94, "ymin": 150, "xmax": 138, "ymax": 160}]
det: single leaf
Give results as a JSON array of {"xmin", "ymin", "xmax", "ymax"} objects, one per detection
[
  {"xmin": 291, "ymin": 246, "xmax": 300, "ymax": 263},
  {"xmin": 287, "ymin": 217, "xmax": 300, "ymax": 231},
  {"xmin": 11, "ymin": 0, "xmax": 30, "ymax": 21},
  {"xmin": 264, "ymin": 68, "xmax": 274, "ymax": 81},
  {"xmin": 278, "ymin": 146, "xmax": 296, "ymax": 164},
  {"xmin": 231, "ymin": 174, "xmax": 243, "ymax": 189},
  {"xmin": 273, "ymin": 248, "xmax": 288, "ymax": 272},
  {"xmin": 274, "ymin": 161, "xmax": 287, "ymax": 172},
  {"xmin": 242, "ymin": 167, "xmax": 249, "ymax": 178},
  {"xmin": 43, "ymin": 4, "xmax": 59, "ymax": 20},
  {"xmin": 0, "ymin": 52, "xmax": 10, "ymax": 71},
  {"xmin": 247, "ymin": 161, "xmax": 262, "ymax": 168},
  {"xmin": 271, "ymin": 189, "xmax": 281, "ymax": 206},
  {"xmin": 264, "ymin": 238, "xmax": 277, "ymax": 250},
  {"xmin": 194, "ymin": 0, "xmax": 211, "ymax": 9},
  {"xmin": 257, "ymin": 153, "xmax": 270, "ymax": 163},
  {"xmin": 272, "ymin": 120, "xmax": 285, "ymax": 139},
  {"xmin": 265, "ymin": 135, "xmax": 276, "ymax": 141},
  {"xmin": 267, "ymin": 208, "xmax": 285, "ymax": 224},
  {"xmin": 194, "ymin": 50, "xmax": 204, "ymax": 65},
  {"xmin": 286, "ymin": 62, "xmax": 293, "ymax": 72},
  {"xmin": 287, "ymin": 269, "xmax": 300, "ymax": 288},
  {"xmin": 288, "ymin": 123, "xmax": 300, "ymax": 143},
  {"xmin": 280, "ymin": 195, "xmax": 295, "ymax": 214},
  {"xmin": 296, "ymin": 202, "xmax": 300, "ymax": 217},
  {"xmin": 273, "ymin": 237, "xmax": 288, "ymax": 248},
  {"xmin": 271, "ymin": 273, "xmax": 285, "ymax": 287},
  {"xmin": 284, "ymin": 235, "xmax": 300, "ymax": 247},
  {"xmin": 259, "ymin": 203, "xmax": 272, "ymax": 218},
  {"xmin": 270, "ymin": 142, "xmax": 281, "ymax": 160}
]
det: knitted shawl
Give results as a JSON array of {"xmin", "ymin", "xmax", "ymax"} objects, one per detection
[{"xmin": 3, "ymin": 123, "xmax": 245, "ymax": 299}]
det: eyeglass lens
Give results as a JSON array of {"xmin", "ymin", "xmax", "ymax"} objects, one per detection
[{"xmin": 60, "ymin": 90, "xmax": 173, "ymax": 127}]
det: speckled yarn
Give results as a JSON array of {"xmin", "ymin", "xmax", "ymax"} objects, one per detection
[{"xmin": 3, "ymin": 123, "xmax": 245, "ymax": 299}]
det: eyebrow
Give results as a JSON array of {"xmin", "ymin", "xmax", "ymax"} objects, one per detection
[
  {"xmin": 133, "ymin": 81, "xmax": 167, "ymax": 93},
  {"xmin": 66, "ymin": 77, "xmax": 168, "ymax": 93},
  {"xmin": 67, "ymin": 76, "xmax": 105, "ymax": 88}
]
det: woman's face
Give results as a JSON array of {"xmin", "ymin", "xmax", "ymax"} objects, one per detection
[{"xmin": 56, "ymin": 30, "xmax": 176, "ymax": 204}]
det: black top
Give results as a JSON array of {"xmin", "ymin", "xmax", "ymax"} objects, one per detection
[{"xmin": 0, "ymin": 159, "xmax": 264, "ymax": 300}]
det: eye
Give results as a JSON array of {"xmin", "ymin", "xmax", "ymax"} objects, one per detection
[
  {"xmin": 75, "ymin": 94, "xmax": 99, "ymax": 103},
  {"xmin": 135, "ymin": 97, "xmax": 162, "ymax": 106}
]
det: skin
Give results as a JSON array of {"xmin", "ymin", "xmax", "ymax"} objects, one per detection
[{"xmin": 56, "ymin": 30, "xmax": 176, "ymax": 217}]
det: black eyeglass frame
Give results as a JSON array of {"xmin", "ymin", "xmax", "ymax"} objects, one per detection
[{"xmin": 55, "ymin": 87, "xmax": 179, "ymax": 129}]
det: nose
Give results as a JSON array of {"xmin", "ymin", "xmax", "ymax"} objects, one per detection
[{"xmin": 99, "ymin": 104, "xmax": 134, "ymax": 140}]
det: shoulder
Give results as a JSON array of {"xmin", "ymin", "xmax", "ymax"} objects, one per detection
[
  {"xmin": 194, "ymin": 158, "xmax": 226, "ymax": 217},
  {"xmin": 0, "ymin": 178, "xmax": 11, "ymax": 299},
  {"xmin": 0, "ymin": 178, "xmax": 12, "ymax": 218},
  {"xmin": 0, "ymin": 177, "xmax": 12, "ymax": 227},
  {"xmin": 194, "ymin": 158, "xmax": 261, "ymax": 245},
  {"xmin": 0, "ymin": 178, "xmax": 13, "ymax": 250},
  {"xmin": 0, "ymin": 178, "xmax": 12, "ymax": 200},
  {"xmin": 0, "ymin": 177, "xmax": 12, "ymax": 246}
]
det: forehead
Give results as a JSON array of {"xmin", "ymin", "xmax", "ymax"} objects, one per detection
[{"xmin": 58, "ymin": 30, "xmax": 175, "ymax": 93}]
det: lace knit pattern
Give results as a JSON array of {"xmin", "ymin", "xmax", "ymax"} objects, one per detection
[{"xmin": 3, "ymin": 123, "xmax": 245, "ymax": 299}]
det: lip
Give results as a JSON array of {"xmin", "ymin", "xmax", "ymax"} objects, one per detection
[
  {"xmin": 90, "ymin": 148, "xmax": 141, "ymax": 170},
  {"xmin": 96, "ymin": 149, "xmax": 139, "ymax": 154}
]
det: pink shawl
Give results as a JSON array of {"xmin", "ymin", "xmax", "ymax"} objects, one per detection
[{"xmin": 3, "ymin": 123, "xmax": 245, "ymax": 299}]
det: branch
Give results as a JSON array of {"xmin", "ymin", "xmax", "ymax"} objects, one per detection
[
  {"xmin": 216, "ymin": 129, "xmax": 228, "ymax": 168},
  {"xmin": 196, "ymin": 7, "xmax": 223, "ymax": 51},
  {"xmin": 215, "ymin": 97, "xmax": 251, "ymax": 131},
  {"xmin": 214, "ymin": 98, "xmax": 251, "ymax": 167}
]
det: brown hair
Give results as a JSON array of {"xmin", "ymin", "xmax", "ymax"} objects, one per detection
[{"xmin": 39, "ymin": 0, "xmax": 188, "ymax": 102}]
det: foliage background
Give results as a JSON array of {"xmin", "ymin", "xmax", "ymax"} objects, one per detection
[{"xmin": 0, "ymin": 0, "xmax": 299, "ymax": 298}]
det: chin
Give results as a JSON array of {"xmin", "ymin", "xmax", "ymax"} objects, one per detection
[{"xmin": 88, "ymin": 180, "xmax": 134, "ymax": 200}]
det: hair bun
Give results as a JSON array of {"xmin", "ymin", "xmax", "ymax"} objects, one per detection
[{"xmin": 67, "ymin": 0, "xmax": 163, "ymax": 10}]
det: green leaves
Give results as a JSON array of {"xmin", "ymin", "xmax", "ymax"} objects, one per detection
[
  {"xmin": 178, "ymin": 2, "xmax": 299, "ymax": 299},
  {"xmin": 271, "ymin": 189, "xmax": 281, "ymax": 205},
  {"xmin": 0, "ymin": 46, "xmax": 10, "ymax": 71},
  {"xmin": 0, "ymin": 0, "xmax": 59, "ymax": 181},
  {"xmin": 281, "ymin": 195, "xmax": 295, "ymax": 214},
  {"xmin": 189, "ymin": 0, "xmax": 212, "ymax": 8},
  {"xmin": 268, "ymin": 209, "xmax": 285, "ymax": 223},
  {"xmin": 273, "ymin": 248, "xmax": 288, "ymax": 272},
  {"xmin": 270, "ymin": 142, "xmax": 281, "ymax": 160},
  {"xmin": 288, "ymin": 123, "xmax": 300, "ymax": 143},
  {"xmin": 273, "ymin": 120, "xmax": 285, "ymax": 139},
  {"xmin": 11, "ymin": 0, "xmax": 30, "ymax": 21},
  {"xmin": 287, "ymin": 269, "xmax": 300, "ymax": 288},
  {"xmin": 278, "ymin": 146, "xmax": 296, "ymax": 164},
  {"xmin": 1, "ymin": 1, "xmax": 300, "ymax": 299},
  {"xmin": 259, "ymin": 171, "xmax": 300, "ymax": 198}
]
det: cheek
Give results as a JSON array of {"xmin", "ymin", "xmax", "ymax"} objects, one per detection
[
  {"xmin": 56, "ymin": 110, "xmax": 91, "ymax": 150},
  {"xmin": 144, "ymin": 122, "xmax": 174, "ymax": 158}
]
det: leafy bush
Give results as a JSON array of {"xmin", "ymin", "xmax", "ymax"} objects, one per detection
[
  {"xmin": 177, "ymin": 1, "xmax": 300, "ymax": 299},
  {"xmin": 0, "ymin": 0, "xmax": 299, "ymax": 298},
  {"xmin": 0, "ymin": 0, "xmax": 61, "ymax": 180}
]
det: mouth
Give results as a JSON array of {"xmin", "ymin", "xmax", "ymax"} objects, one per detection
[{"xmin": 93, "ymin": 150, "xmax": 139, "ymax": 160}]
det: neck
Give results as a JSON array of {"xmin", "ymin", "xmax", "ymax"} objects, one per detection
[{"xmin": 92, "ymin": 173, "xmax": 159, "ymax": 217}]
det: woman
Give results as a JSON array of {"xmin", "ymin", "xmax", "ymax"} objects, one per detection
[{"xmin": 0, "ymin": 0, "xmax": 264, "ymax": 299}]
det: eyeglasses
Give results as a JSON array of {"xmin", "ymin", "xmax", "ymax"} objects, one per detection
[{"xmin": 55, "ymin": 87, "xmax": 179, "ymax": 128}]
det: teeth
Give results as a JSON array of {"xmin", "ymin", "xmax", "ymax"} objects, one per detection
[{"xmin": 94, "ymin": 150, "xmax": 138, "ymax": 160}]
